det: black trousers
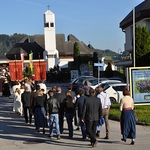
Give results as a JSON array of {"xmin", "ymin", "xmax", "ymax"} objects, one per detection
[
  {"xmin": 85, "ymin": 120, "xmax": 98, "ymax": 144},
  {"xmin": 23, "ymin": 107, "xmax": 32, "ymax": 123},
  {"xmin": 59, "ymin": 115, "xmax": 64, "ymax": 134}
]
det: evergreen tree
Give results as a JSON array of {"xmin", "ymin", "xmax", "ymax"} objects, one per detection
[
  {"xmin": 73, "ymin": 42, "xmax": 80, "ymax": 69},
  {"xmin": 74, "ymin": 42, "xmax": 80, "ymax": 57},
  {"xmin": 135, "ymin": 25, "xmax": 150, "ymax": 66}
]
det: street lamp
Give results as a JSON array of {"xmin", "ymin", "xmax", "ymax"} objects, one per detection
[
  {"xmin": 118, "ymin": 48, "xmax": 122, "ymax": 60},
  {"xmin": 118, "ymin": 49, "xmax": 122, "ymax": 71}
]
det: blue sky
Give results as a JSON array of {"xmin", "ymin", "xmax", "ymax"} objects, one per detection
[{"xmin": 0, "ymin": 0, "xmax": 144, "ymax": 53}]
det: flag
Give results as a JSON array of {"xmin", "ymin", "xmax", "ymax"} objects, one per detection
[
  {"xmin": 29, "ymin": 52, "xmax": 33, "ymax": 60},
  {"xmin": 33, "ymin": 62, "xmax": 40, "ymax": 80},
  {"xmin": 33, "ymin": 61, "xmax": 46, "ymax": 80},
  {"xmin": 40, "ymin": 61, "xmax": 46, "ymax": 80},
  {"xmin": 21, "ymin": 53, "xmax": 24, "ymax": 71},
  {"xmin": 29, "ymin": 52, "xmax": 33, "ymax": 74},
  {"xmin": 9, "ymin": 61, "xmax": 23, "ymax": 81},
  {"xmin": 21, "ymin": 53, "xmax": 24, "ymax": 61},
  {"xmin": 30, "ymin": 62, "xmax": 34, "ymax": 73}
]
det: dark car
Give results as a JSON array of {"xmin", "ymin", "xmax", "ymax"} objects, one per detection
[{"xmin": 71, "ymin": 76, "xmax": 96, "ymax": 93}]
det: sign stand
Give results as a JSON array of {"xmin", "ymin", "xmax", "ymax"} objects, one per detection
[{"xmin": 94, "ymin": 63, "xmax": 104, "ymax": 84}]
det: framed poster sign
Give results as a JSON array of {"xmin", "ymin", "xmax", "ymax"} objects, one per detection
[{"xmin": 129, "ymin": 67, "xmax": 150, "ymax": 104}]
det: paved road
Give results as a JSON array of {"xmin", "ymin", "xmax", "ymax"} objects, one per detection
[{"xmin": 0, "ymin": 83, "xmax": 150, "ymax": 150}]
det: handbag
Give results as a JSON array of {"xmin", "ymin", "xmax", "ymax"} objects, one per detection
[{"xmin": 99, "ymin": 118, "xmax": 105, "ymax": 126}]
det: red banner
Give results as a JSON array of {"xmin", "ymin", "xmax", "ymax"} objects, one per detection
[
  {"xmin": 33, "ymin": 61, "xmax": 46, "ymax": 81},
  {"xmin": 9, "ymin": 61, "xmax": 23, "ymax": 81}
]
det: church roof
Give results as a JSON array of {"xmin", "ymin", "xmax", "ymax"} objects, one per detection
[
  {"xmin": 120, "ymin": 0, "xmax": 150, "ymax": 29},
  {"xmin": 6, "ymin": 40, "xmax": 44, "ymax": 60},
  {"xmin": 44, "ymin": 9, "xmax": 54, "ymax": 15},
  {"xmin": 56, "ymin": 34, "xmax": 93, "ymax": 56},
  {"xmin": 6, "ymin": 34, "xmax": 93, "ymax": 60}
]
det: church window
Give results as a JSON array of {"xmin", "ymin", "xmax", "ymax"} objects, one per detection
[
  {"xmin": 44, "ymin": 22, "xmax": 49, "ymax": 27},
  {"xmin": 50, "ymin": 23, "xmax": 54, "ymax": 27}
]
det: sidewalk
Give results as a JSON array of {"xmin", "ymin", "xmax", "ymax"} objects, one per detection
[{"xmin": 0, "ymin": 94, "xmax": 150, "ymax": 150}]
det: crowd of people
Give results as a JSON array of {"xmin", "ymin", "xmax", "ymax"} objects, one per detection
[{"xmin": 0, "ymin": 71, "xmax": 136, "ymax": 147}]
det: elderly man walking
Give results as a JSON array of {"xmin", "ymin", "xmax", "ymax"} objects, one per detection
[{"xmin": 82, "ymin": 88, "xmax": 102, "ymax": 148}]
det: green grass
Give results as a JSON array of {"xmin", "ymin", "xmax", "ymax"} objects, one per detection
[{"xmin": 109, "ymin": 104, "xmax": 150, "ymax": 125}]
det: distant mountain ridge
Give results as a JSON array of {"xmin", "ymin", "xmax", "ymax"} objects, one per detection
[
  {"xmin": 0, "ymin": 33, "xmax": 34, "ymax": 55},
  {"xmin": 0, "ymin": 33, "xmax": 118, "ymax": 61}
]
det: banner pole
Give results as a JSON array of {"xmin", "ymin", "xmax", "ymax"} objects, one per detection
[
  {"xmin": 15, "ymin": 55, "xmax": 17, "ymax": 80},
  {"xmin": 38, "ymin": 53, "xmax": 41, "ymax": 80}
]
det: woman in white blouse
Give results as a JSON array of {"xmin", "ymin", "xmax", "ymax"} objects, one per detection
[{"xmin": 120, "ymin": 88, "xmax": 136, "ymax": 145}]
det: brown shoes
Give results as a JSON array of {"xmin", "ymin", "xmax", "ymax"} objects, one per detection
[
  {"xmin": 96, "ymin": 131, "xmax": 100, "ymax": 138},
  {"xmin": 92, "ymin": 140, "xmax": 98, "ymax": 148},
  {"xmin": 104, "ymin": 136, "xmax": 109, "ymax": 139},
  {"xmin": 57, "ymin": 135, "xmax": 60, "ymax": 140}
]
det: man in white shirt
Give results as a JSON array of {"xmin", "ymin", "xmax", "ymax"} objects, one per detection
[
  {"xmin": 96, "ymin": 86, "xmax": 111, "ymax": 139},
  {"xmin": 24, "ymin": 78, "xmax": 31, "ymax": 92},
  {"xmin": 38, "ymin": 80, "xmax": 47, "ymax": 94}
]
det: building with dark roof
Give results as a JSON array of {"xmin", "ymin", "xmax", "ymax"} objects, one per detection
[
  {"xmin": 116, "ymin": 0, "xmax": 150, "ymax": 68},
  {"xmin": 5, "ymin": 33, "xmax": 94, "ymax": 70}
]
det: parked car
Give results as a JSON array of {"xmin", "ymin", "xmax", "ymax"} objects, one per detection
[
  {"xmin": 83, "ymin": 77, "xmax": 125, "ymax": 96},
  {"xmin": 90, "ymin": 80, "xmax": 122, "ymax": 90},
  {"xmin": 82, "ymin": 78, "xmax": 99, "ymax": 95},
  {"xmin": 71, "ymin": 76, "xmax": 96, "ymax": 93},
  {"xmin": 103, "ymin": 83, "xmax": 127, "ymax": 104},
  {"xmin": 106, "ymin": 77, "xmax": 125, "ymax": 83}
]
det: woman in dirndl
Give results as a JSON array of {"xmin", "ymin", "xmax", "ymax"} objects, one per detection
[
  {"xmin": 33, "ymin": 89, "xmax": 48, "ymax": 134},
  {"xmin": 120, "ymin": 88, "xmax": 136, "ymax": 145}
]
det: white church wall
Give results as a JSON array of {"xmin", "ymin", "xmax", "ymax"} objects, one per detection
[
  {"xmin": 55, "ymin": 50, "xmax": 59, "ymax": 66},
  {"xmin": 44, "ymin": 31, "xmax": 56, "ymax": 52},
  {"xmin": 59, "ymin": 58, "xmax": 73, "ymax": 69}
]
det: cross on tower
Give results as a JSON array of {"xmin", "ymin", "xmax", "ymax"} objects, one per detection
[{"xmin": 47, "ymin": 5, "xmax": 50, "ymax": 10}]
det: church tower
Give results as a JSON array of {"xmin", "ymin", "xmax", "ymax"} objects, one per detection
[{"xmin": 43, "ymin": 7, "xmax": 59, "ymax": 71}]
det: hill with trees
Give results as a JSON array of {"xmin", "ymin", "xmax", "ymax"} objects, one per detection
[
  {"xmin": 0, "ymin": 33, "xmax": 118, "ymax": 60},
  {"xmin": 0, "ymin": 33, "xmax": 34, "ymax": 55}
]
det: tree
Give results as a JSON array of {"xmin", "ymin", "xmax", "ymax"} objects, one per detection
[
  {"xmin": 73, "ymin": 42, "xmax": 80, "ymax": 69},
  {"xmin": 135, "ymin": 25, "xmax": 150, "ymax": 66},
  {"xmin": 105, "ymin": 62, "xmax": 113, "ymax": 78}
]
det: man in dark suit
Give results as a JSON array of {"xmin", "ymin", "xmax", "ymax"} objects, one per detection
[
  {"xmin": 75, "ymin": 88, "xmax": 87, "ymax": 139},
  {"xmin": 30, "ymin": 85, "xmax": 40, "ymax": 113},
  {"xmin": 82, "ymin": 88, "xmax": 102, "ymax": 148},
  {"xmin": 21, "ymin": 86, "xmax": 32, "ymax": 124},
  {"xmin": 30, "ymin": 85, "xmax": 41, "ymax": 127},
  {"xmin": 54, "ymin": 87, "xmax": 66, "ymax": 134}
]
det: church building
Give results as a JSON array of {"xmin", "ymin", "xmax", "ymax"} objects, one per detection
[{"xmin": 6, "ymin": 8, "xmax": 94, "ymax": 73}]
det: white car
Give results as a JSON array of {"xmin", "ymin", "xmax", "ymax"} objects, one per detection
[
  {"xmin": 90, "ymin": 80, "xmax": 122, "ymax": 90},
  {"xmin": 103, "ymin": 83, "xmax": 127, "ymax": 104}
]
